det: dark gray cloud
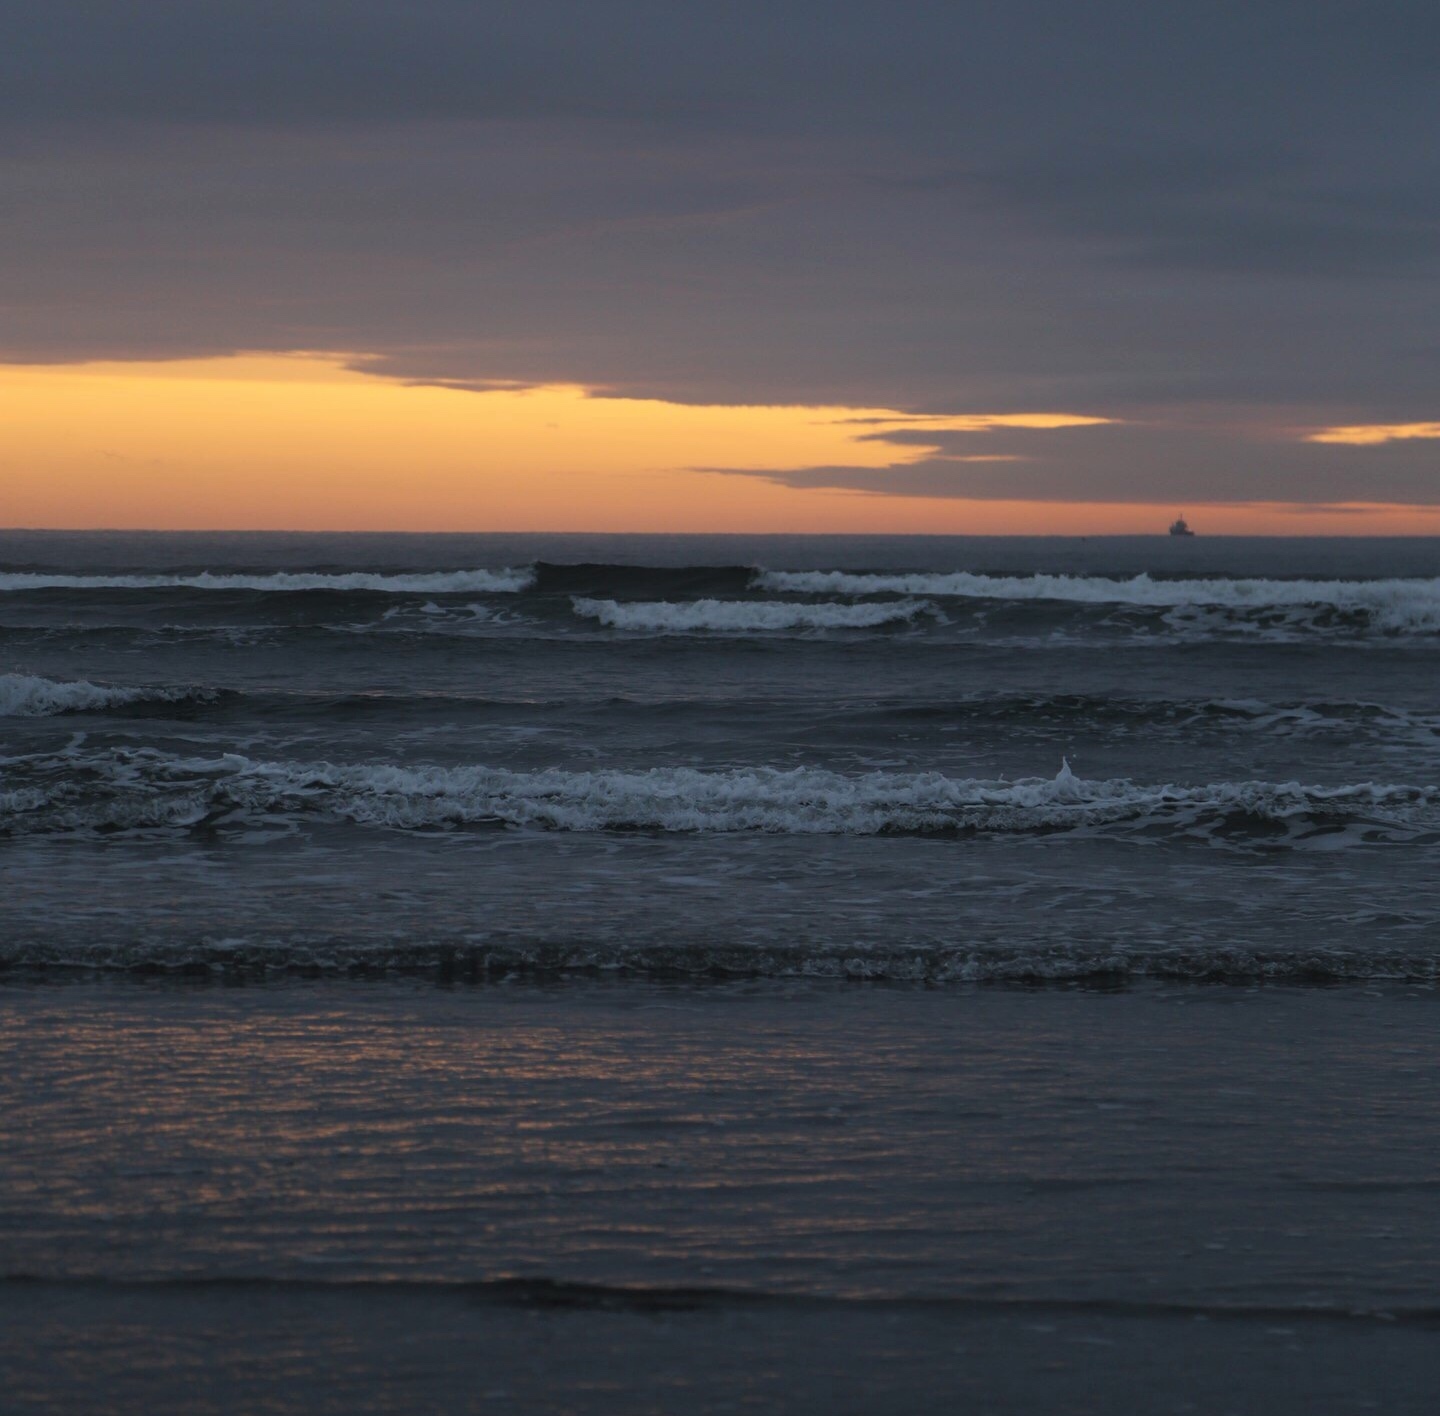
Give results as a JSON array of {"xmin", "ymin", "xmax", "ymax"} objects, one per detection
[
  {"xmin": 964, "ymin": 146, "xmax": 1440, "ymax": 279},
  {"xmin": 4, "ymin": 1, "xmax": 1440, "ymax": 503},
  {"xmin": 702, "ymin": 422, "xmax": 1440, "ymax": 503}
]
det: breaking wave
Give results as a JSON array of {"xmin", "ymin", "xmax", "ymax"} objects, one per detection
[
  {"xmin": 571, "ymin": 598, "xmax": 935, "ymax": 633},
  {"xmin": 0, "ymin": 568, "xmax": 534, "ymax": 594},
  {"xmin": 754, "ymin": 570, "xmax": 1440, "ymax": 634},
  {"xmin": 1, "ymin": 751, "xmax": 1432, "ymax": 842},
  {"xmin": 0, "ymin": 673, "xmax": 216, "ymax": 717}
]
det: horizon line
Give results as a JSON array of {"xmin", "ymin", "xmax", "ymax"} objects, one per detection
[{"xmin": 6, "ymin": 525, "xmax": 1440, "ymax": 540}]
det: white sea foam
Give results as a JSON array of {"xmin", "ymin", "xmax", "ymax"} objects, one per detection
[
  {"xmin": 571, "ymin": 597, "xmax": 934, "ymax": 633},
  {"xmin": 0, "ymin": 568, "xmax": 535, "ymax": 593},
  {"xmin": 0, "ymin": 673, "xmax": 210, "ymax": 717},
  {"xmin": 374, "ymin": 601, "xmax": 497, "ymax": 626},
  {"xmin": 754, "ymin": 570, "xmax": 1440, "ymax": 633},
  {"xmin": 3, "ymin": 751, "xmax": 1432, "ymax": 839}
]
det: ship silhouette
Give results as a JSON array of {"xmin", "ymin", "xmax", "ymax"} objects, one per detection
[{"xmin": 1168, "ymin": 514, "xmax": 1195, "ymax": 537}]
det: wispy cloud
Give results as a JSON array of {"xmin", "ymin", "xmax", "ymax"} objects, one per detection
[{"xmin": 1306, "ymin": 422, "xmax": 1440, "ymax": 445}]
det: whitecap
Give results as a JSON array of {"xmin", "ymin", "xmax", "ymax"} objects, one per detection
[
  {"xmin": 571, "ymin": 597, "xmax": 933, "ymax": 633},
  {"xmin": 0, "ymin": 567, "xmax": 535, "ymax": 594},
  {"xmin": 2, "ymin": 750, "xmax": 1432, "ymax": 840},
  {"xmin": 0, "ymin": 673, "xmax": 212, "ymax": 717},
  {"xmin": 754, "ymin": 570, "xmax": 1440, "ymax": 634}
]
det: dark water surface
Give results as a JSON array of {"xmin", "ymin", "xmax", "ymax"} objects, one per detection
[
  {"xmin": 3, "ymin": 531, "xmax": 1440, "ymax": 978},
  {"xmin": 3, "ymin": 979, "xmax": 1439, "ymax": 1414},
  {"xmin": 3, "ymin": 532, "xmax": 1439, "ymax": 1411}
]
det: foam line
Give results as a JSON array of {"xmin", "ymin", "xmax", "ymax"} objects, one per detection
[
  {"xmin": 0, "ymin": 673, "xmax": 213, "ymax": 717},
  {"xmin": 0, "ymin": 568, "xmax": 534, "ymax": 593},
  {"xmin": 1, "ymin": 752, "xmax": 1431, "ymax": 838},
  {"xmin": 571, "ymin": 598, "xmax": 934, "ymax": 632},
  {"xmin": 754, "ymin": 570, "xmax": 1440, "ymax": 632}
]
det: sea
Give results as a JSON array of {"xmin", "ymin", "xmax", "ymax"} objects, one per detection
[{"xmin": 3, "ymin": 530, "xmax": 1439, "ymax": 1414}]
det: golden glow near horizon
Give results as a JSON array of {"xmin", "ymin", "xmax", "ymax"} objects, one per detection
[
  {"xmin": 2, "ymin": 351, "xmax": 1438, "ymax": 534},
  {"xmin": 1, "ymin": 352, "xmax": 1106, "ymax": 533},
  {"xmin": 1306, "ymin": 422, "xmax": 1440, "ymax": 445},
  {"xmin": 845, "ymin": 412, "xmax": 1113, "ymax": 432}
]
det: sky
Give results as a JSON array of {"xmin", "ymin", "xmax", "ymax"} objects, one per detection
[{"xmin": 3, "ymin": 1, "xmax": 1439, "ymax": 533}]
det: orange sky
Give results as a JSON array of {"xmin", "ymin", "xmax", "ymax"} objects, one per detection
[{"xmin": 5, "ymin": 351, "xmax": 1440, "ymax": 534}]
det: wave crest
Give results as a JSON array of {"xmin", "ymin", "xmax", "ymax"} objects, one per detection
[
  {"xmin": 0, "ymin": 568, "xmax": 534, "ymax": 594},
  {"xmin": 571, "ymin": 598, "xmax": 934, "ymax": 633},
  {"xmin": 0, "ymin": 673, "xmax": 215, "ymax": 717},
  {"xmin": 754, "ymin": 570, "xmax": 1440, "ymax": 634},
  {"xmin": 1, "ymin": 751, "xmax": 1432, "ymax": 841}
]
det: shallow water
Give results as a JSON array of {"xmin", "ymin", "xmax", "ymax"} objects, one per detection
[{"xmin": 3, "ymin": 979, "xmax": 1439, "ymax": 1413}]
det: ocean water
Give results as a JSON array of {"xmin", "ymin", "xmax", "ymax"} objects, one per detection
[
  {"xmin": 3, "ymin": 530, "xmax": 1440, "ymax": 979},
  {"xmin": 4, "ymin": 530, "xmax": 1440, "ymax": 1413}
]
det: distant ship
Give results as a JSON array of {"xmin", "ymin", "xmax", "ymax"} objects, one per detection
[{"xmin": 1168, "ymin": 515, "xmax": 1195, "ymax": 537}]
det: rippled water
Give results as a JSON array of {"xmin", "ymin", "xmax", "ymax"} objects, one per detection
[
  {"xmin": 4, "ymin": 979, "xmax": 1439, "ymax": 1415},
  {"xmin": 3, "ymin": 530, "xmax": 1440, "ymax": 978}
]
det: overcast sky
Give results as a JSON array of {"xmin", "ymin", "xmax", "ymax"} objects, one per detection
[{"xmin": 5, "ymin": 1, "xmax": 1439, "ymax": 506}]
